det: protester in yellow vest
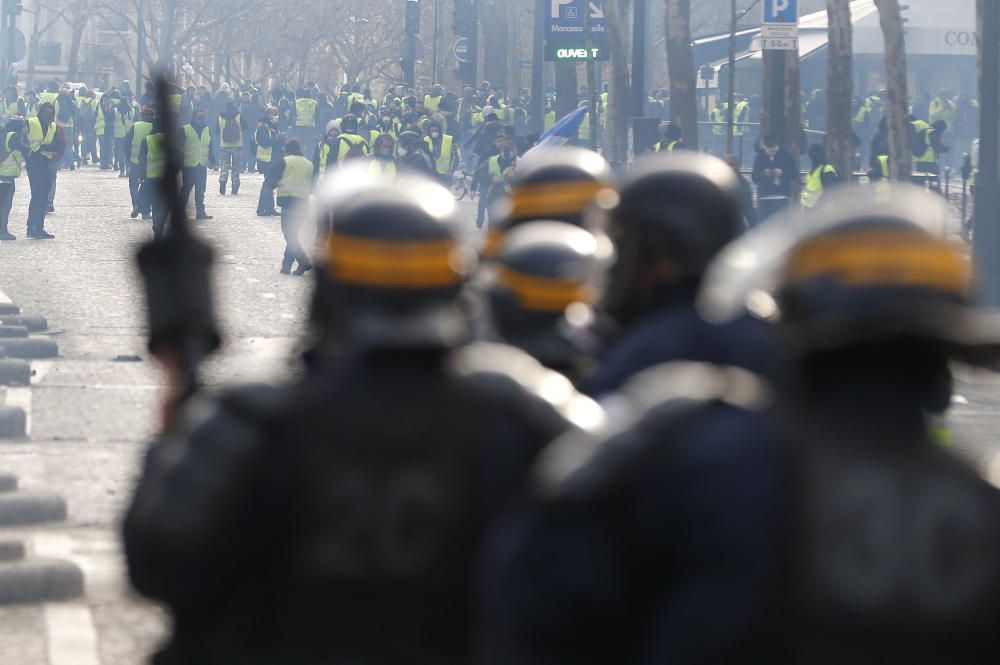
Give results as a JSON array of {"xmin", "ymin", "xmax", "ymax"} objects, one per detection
[
  {"xmin": 0, "ymin": 118, "xmax": 27, "ymax": 240},
  {"xmin": 928, "ymin": 91, "xmax": 957, "ymax": 131},
  {"xmin": 217, "ymin": 101, "xmax": 243, "ymax": 195},
  {"xmin": 124, "ymin": 106, "xmax": 154, "ymax": 219},
  {"xmin": 423, "ymin": 119, "xmax": 454, "ymax": 182},
  {"xmin": 801, "ymin": 144, "xmax": 840, "ymax": 209},
  {"xmin": 179, "ymin": 107, "xmax": 215, "ymax": 220},
  {"xmin": 263, "ymin": 138, "xmax": 314, "ymax": 275},
  {"xmin": 255, "ymin": 108, "xmax": 281, "ymax": 217},
  {"xmin": 424, "ymin": 84, "xmax": 444, "ymax": 113},
  {"xmin": 25, "ymin": 103, "xmax": 62, "ymax": 238},
  {"xmin": 2, "ymin": 85, "xmax": 25, "ymax": 118},
  {"xmin": 138, "ymin": 123, "xmax": 169, "ymax": 239},
  {"xmin": 654, "ymin": 121, "xmax": 684, "ymax": 153},
  {"xmin": 292, "ymin": 89, "xmax": 320, "ymax": 155},
  {"xmin": 314, "ymin": 120, "xmax": 343, "ymax": 180},
  {"xmin": 369, "ymin": 134, "xmax": 397, "ymax": 178}
]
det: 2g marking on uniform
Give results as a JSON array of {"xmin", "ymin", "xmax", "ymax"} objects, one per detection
[
  {"xmin": 804, "ymin": 464, "xmax": 1000, "ymax": 618},
  {"xmin": 307, "ymin": 465, "xmax": 458, "ymax": 578}
]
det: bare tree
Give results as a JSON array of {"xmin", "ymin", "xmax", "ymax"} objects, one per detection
[
  {"xmin": 874, "ymin": 0, "xmax": 910, "ymax": 181},
  {"xmin": 826, "ymin": 0, "xmax": 854, "ymax": 181},
  {"xmin": 665, "ymin": 0, "xmax": 698, "ymax": 148},
  {"xmin": 604, "ymin": 0, "xmax": 630, "ymax": 168}
]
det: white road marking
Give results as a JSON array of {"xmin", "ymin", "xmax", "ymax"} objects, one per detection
[
  {"xmin": 43, "ymin": 604, "xmax": 102, "ymax": 665},
  {"xmin": 0, "ymin": 288, "xmax": 13, "ymax": 305}
]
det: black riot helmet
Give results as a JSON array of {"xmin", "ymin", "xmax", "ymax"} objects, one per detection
[
  {"xmin": 699, "ymin": 184, "xmax": 1000, "ymax": 367},
  {"xmin": 488, "ymin": 221, "xmax": 609, "ymax": 374},
  {"xmin": 598, "ymin": 151, "xmax": 743, "ymax": 323},
  {"xmin": 485, "ymin": 146, "xmax": 614, "ymax": 258},
  {"xmin": 310, "ymin": 168, "xmax": 476, "ymax": 351}
]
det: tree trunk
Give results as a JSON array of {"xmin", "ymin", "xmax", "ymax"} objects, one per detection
[
  {"xmin": 785, "ymin": 46, "xmax": 802, "ymax": 202},
  {"xmin": 555, "ymin": 61, "xmax": 578, "ymax": 118},
  {"xmin": 826, "ymin": 0, "xmax": 854, "ymax": 182},
  {"xmin": 66, "ymin": 4, "xmax": 89, "ymax": 82},
  {"xmin": 25, "ymin": 11, "xmax": 39, "ymax": 91},
  {"xmin": 506, "ymin": 0, "xmax": 520, "ymax": 99},
  {"xmin": 875, "ymin": 0, "xmax": 910, "ymax": 181},
  {"xmin": 482, "ymin": 0, "xmax": 508, "ymax": 94},
  {"xmin": 604, "ymin": 0, "xmax": 630, "ymax": 170},
  {"xmin": 665, "ymin": 0, "xmax": 697, "ymax": 149}
]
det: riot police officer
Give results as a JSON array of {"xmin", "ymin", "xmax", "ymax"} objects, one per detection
[
  {"xmin": 487, "ymin": 221, "xmax": 610, "ymax": 384},
  {"xmin": 587, "ymin": 151, "xmax": 776, "ymax": 395},
  {"xmin": 486, "ymin": 145, "xmax": 613, "ymax": 258},
  {"xmin": 486, "ymin": 185, "xmax": 1000, "ymax": 665},
  {"xmin": 123, "ymin": 174, "xmax": 601, "ymax": 665}
]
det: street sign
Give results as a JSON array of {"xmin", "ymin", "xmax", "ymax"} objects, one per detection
[
  {"xmin": 453, "ymin": 37, "xmax": 470, "ymax": 63},
  {"xmin": 763, "ymin": 0, "xmax": 797, "ymax": 24},
  {"xmin": 399, "ymin": 36, "xmax": 423, "ymax": 61},
  {"xmin": 0, "ymin": 27, "xmax": 26, "ymax": 63},
  {"xmin": 544, "ymin": 0, "xmax": 609, "ymax": 62},
  {"xmin": 762, "ymin": 0, "xmax": 798, "ymax": 51}
]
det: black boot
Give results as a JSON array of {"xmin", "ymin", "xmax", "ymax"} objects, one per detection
[
  {"xmin": 280, "ymin": 257, "xmax": 294, "ymax": 275},
  {"xmin": 231, "ymin": 180, "xmax": 240, "ymax": 195},
  {"xmin": 34, "ymin": 227, "xmax": 54, "ymax": 239},
  {"xmin": 293, "ymin": 259, "xmax": 312, "ymax": 276},
  {"xmin": 130, "ymin": 207, "xmax": 139, "ymax": 219},
  {"xmin": 219, "ymin": 179, "xmax": 227, "ymax": 195},
  {"xmin": 196, "ymin": 208, "xmax": 213, "ymax": 220}
]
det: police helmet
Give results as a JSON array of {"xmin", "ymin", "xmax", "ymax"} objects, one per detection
[
  {"xmin": 312, "ymin": 172, "xmax": 476, "ymax": 350},
  {"xmin": 598, "ymin": 152, "xmax": 743, "ymax": 322},
  {"xmin": 485, "ymin": 146, "xmax": 613, "ymax": 258},
  {"xmin": 699, "ymin": 184, "xmax": 1000, "ymax": 365},
  {"xmin": 489, "ymin": 221, "xmax": 608, "ymax": 370},
  {"xmin": 340, "ymin": 113, "xmax": 358, "ymax": 133}
]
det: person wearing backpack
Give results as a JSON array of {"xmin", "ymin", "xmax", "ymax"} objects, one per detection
[
  {"xmin": 55, "ymin": 88, "xmax": 78, "ymax": 171},
  {"xmin": 0, "ymin": 117, "xmax": 27, "ymax": 240},
  {"xmin": 336, "ymin": 114, "xmax": 369, "ymax": 162},
  {"xmin": 256, "ymin": 108, "xmax": 281, "ymax": 216},
  {"xmin": 217, "ymin": 101, "xmax": 244, "ymax": 195},
  {"xmin": 77, "ymin": 88, "xmax": 98, "ymax": 166}
]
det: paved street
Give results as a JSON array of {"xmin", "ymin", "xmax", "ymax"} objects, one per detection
[
  {"xmin": 0, "ymin": 166, "xmax": 997, "ymax": 664},
  {"xmin": 0, "ymin": 165, "xmax": 481, "ymax": 664}
]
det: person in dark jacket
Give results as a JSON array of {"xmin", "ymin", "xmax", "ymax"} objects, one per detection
[
  {"xmin": 397, "ymin": 130, "xmax": 436, "ymax": 176},
  {"xmin": 751, "ymin": 134, "xmax": 797, "ymax": 222}
]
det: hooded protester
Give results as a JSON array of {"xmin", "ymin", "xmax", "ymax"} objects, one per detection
[
  {"xmin": 256, "ymin": 107, "xmax": 282, "ymax": 216},
  {"xmin": 396, "ymin": 130, "xmax": 436, "ymax": 176},
  {"xmin": 217, "ymin": 101, "xmax": 243, "ymax": 195},
  {"xmin": 313, "ymin": 120, "xmax": 342, "ymax": 182},
  {"xmin": 25, "ymin": 101, "xmax": 64, "ymax": 238},
  {"xmin": 369, "ymin": 133, "xmax": 397, "ymax": 178}
]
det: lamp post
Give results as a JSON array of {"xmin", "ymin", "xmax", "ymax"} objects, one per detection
[{"xmin": 975, "ymin": 0, "xmax": 1000, "ymax": 303}]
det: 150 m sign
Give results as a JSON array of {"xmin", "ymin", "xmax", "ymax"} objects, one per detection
[{"xmin": 544, "ymin": 0, "xmax": 609, "ymax": 62}]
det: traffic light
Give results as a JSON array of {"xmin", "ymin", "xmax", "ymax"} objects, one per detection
[
  {"xmin": 405, "ymin": 0, "xmax": 421, "ymax": 35},
  {"xmin": 3, "ymin": 0, "xmax": 22, "ymax": 16},
  {"xmin": 453, "ymin": 1, "xmax": 475, "ymax": 38}
]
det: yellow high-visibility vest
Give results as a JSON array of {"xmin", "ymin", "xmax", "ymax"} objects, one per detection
[
  {"xmin": 0, "ymin": 132, "xmax": 24, "ymax": 177},
  {"xmin": 26, "ymin": 117, "xmax": 56, "ymax": 154},
  {"xmin": 182, "ymin": 124, "xmax": 211, "ymax": 168},
  {"xmin": 144, "ymin": 133, "xmax": 167, "ymax": 178},
  {"xmin": 369, "ymin": 159, "xmax": 397, "ymax": 177},
  {"xmin": 295, "ymin": 98, "xmax": 318, "ymax": 127},
  {"xmin": 130, "ymin": 121, "xmax": 153, "ymax": 165},
  {"xmin": 424, "ymin": 134, "xmax": 453, "ymax": 174},
  {"xmin": 655, "ymin": 139, "xmax": 680, "ymax": 153},
  {"xmin": 277, "ymin": 155, "xmax": 313, "ymax": 198},
  {"xmin": 424, "ymin": 94, "xmax": 442, "ymax": 112},
  {"xmin": 801, "ymin": 164, "xmax": 837, "ymax": 208}
]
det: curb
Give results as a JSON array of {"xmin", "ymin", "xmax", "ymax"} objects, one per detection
[
  {"xmin": 0, "ymin": 405, "xmax": 26, "ymax": 438},
  {"xmin": 0, "ymin": 558, "xmax": 85, "ymax": 604},
  {"xmin": 0, "ymin": 304, "xmax": 18, "ymax": 316},
  {"xmin": 0, "ymin": 338, "xmax": 58, "ymax": 360},
  {"xmin": 0, "ymin": 326, "xmax": 27, "ymax": 339},
  {"xmin": 0, "ymin": 490, "xmax": 67, "ymax": 526},
  {"xmin": 0, "ymin": 359, "xmax": 30, "ymax": 385},
  {"xmin": 0, "ymin": 316, "xmax": 48, "ymax": 332},
  {"xmin": 0, "ymin": 540, "xmax": 24, "ymax": 562}
]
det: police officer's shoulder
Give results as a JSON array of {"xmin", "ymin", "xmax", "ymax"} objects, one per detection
[
  {"xmin": 533, "ymin": 361, "xmax": 771, "ymax": 503},
  {"xmin": 449, "ymin": 341, "xmax": 605, "ymax": 432}
]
